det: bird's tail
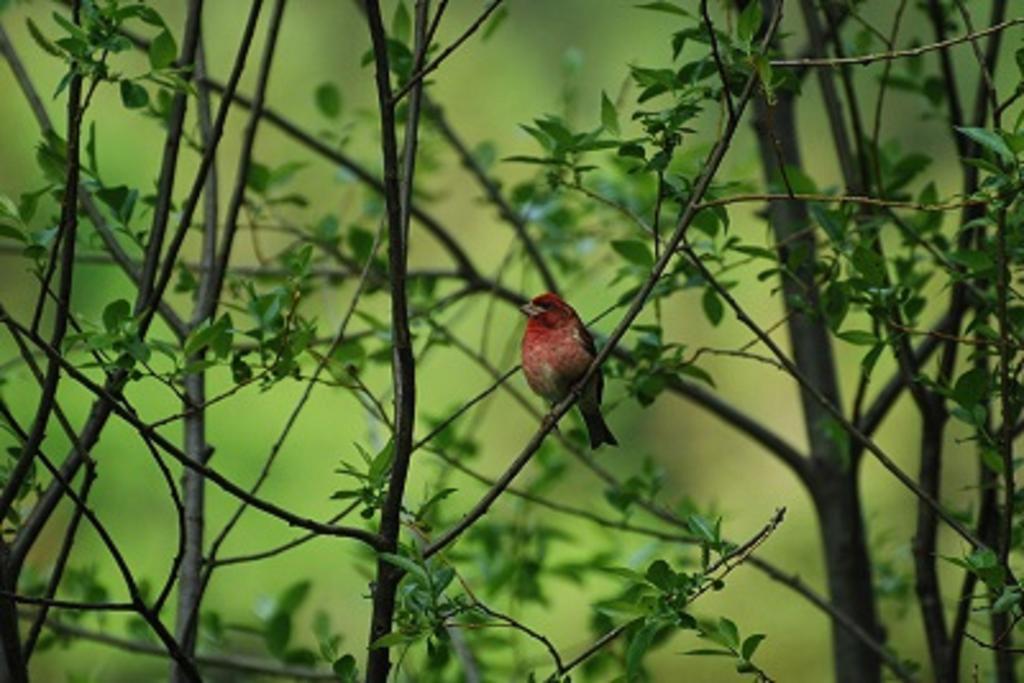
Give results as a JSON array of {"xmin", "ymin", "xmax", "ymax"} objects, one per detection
[{"xmin": 581, "ymin": 407, "xmax": 618, "ymax": 449}]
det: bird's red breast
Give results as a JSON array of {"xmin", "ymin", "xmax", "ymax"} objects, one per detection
[{"xmin": 520, "ymin": 294, "xmax": 595, "ymax": 402}]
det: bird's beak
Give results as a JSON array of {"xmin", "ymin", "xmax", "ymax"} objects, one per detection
[{"xmin": 520, "ymin": 303, "xmax": 543, "ymax": 317}]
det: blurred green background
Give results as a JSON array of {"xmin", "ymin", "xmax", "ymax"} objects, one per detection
[{"xmin": 0, "ymin": 0, "xmax": 1019, "ymax": 680}]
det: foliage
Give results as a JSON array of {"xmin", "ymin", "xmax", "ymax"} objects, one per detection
[{"xmin": 0, "ymin": 0, "xmax": 1022, "ymax": 682}]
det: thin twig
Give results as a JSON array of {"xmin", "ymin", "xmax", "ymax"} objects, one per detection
[
  {"xmin": 391, "ymin": 0, "xmax": 505, "ymax": 102},
  {"xmin": 23, "ymin": 614, "xmax": 339, "ymax": 680},
  {"xmin": 770, "ymin": 17, "xmax": 1024, "ymax": 67}
]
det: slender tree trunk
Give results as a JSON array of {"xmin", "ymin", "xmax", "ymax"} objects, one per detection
[
  {"xmin": 171, "ymin": 36, "xmax": 218, "ymax": 683},
  {"xmin": 753, "ymin": 86, "xmax": 882, "ymax": 683},
  {"xmin": 0, "ymin": 546, "xmax": 25, "ymax": 683},
  {"xmin": 914, "ymin": 402, "xmax": 952, "ymax": 682},
  {"xmin": 171, "ymin": 372, "xmax": 207, "ymax": 683},
  {"xmin": 810, "ymin": 467, "xmax": 884, "ymax": 683}
]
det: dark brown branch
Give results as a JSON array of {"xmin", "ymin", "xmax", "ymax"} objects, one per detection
[
  {"xmin": 796, "ymin": 0, "xmax": 859, "ymax": 193},
  {"xmin": 180, "ymin": 0, "xmax": 291, "ymax": 643},
  {"xmin": 172, "ymin": 25, "xmax": 220, "ymax": 675},
  {"xmin": 771, "ymin": 17, "xmax": 1024, "ymax": 68},
  {"xmin": 700, "ymin": 0, "xmax": 734, "ymax": 122},
  {"xmin": 363, "ymin": 0, "xmax": 423, "ymax": 679},
  {"xmin": 994, "ymin": 208, "xmax": 1014, "ymax": 567},
  {"xmin": 207, "ymin": 502, "xmax": 360, "ymax": 569},
  {"xmin": 24, "ymin": 614, "xmax": 339, "ymax": 680},
  {"xmin": 135, "ymin": 0, "xmax": 204, "ymax": 309},
  {"xmin": 199, "ymin": 0, "xmax": 286, "ymax": 322}
]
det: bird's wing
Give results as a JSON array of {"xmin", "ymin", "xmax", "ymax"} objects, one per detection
[
  {"xmin": 576, "ymin": 322, "xmax": 604, "ymax": 403},
  {"xmin": 577, "ymin": 322, "xmax": 598, "ymax": 357}
]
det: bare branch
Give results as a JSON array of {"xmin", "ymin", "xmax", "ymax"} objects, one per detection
[
  {"xmin": 390, "ymin": 0, "xmax": 505, "ymax": 103},
  {"xmin": 23, "ymin": 614, "xmax": 339, "ymax": 680},
  {"xmin": 771, "ymin": 17, "xmax": 1024, "ymax": 68}
]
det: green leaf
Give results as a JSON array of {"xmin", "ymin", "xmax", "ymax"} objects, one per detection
[
  {"xmin": 836, "ymin": 330, "xmax": 877, "ymax": 346},
  {"xmin": 955, "ymin": 126, "xmax": 1015, "ymax": 163},
  {"xmin": 600, "ymin": 91, "xmax": 620, "ymax": 135},
  {"xmin": 626, "ymin": 622, "xmax": 658, "ymax": 679},
  {"xmin": 26, "ymin": 18, "xmax": 62, "ymax": 57},
  {"xmin": 687, "ymin": 514, "xmax": 717, "ymax": 544},
  {"xmin": 183, "ymin": 314, "xmax": 232, "ymax": 358},
  {"xmin": 330, "ymin": 339, "xmax": 365, "ymax": 369},
  {"xmin": 119, "ymin": 80, "xmax": 149, "ymax": 109},
  {"xmin": 370, "ymin": 631, "xmax": 417, "ymax": 649},
  {"xmin": 596, "ymin": 598, "xmax": 652, "ymax": 620},
  {"xmin": 612, "ymin": 240, "xmax": 654, "ymax": 268},
  {"xmin": 953, "ymin": 367, "xmax": 989, "ymax": 408},
  {"xmin": 102, "ymin": 299, "xmax": 131, "ymax": 332},
  {"xmin": 851, "ymin": 244, "xmax": 886, "ymax": 286},
  {"xmin": 861, "ymin": 343, "xmax": 885, "ymax": 376},
  {"xmin": 691, "ymin": 210, "xmax": 719, "ymax": 238},
  {"xmin": 979, "ymin": 446, "xmax": 1003, "ymax": 475},
  {"xmin": 379, "ymin": 552, "xmax": 429, "ymax": 582},
  {"xmin": 618, "ymin": 142, "xmax": 646, "ymax": 159},
  {"xmin": 635, "ymin": 1, "xmax": 690, "ymax": 17},
  {"xmin": 277, "ymin": 580, "xmax": 311, "ymax": 616},
  {"xmin": 333, "ymin": 654, "xmax": 358, "ymax": 681},
  {"xmin": 737, "ymin": 0, "xmax": 763, "ymax": 45},
  {"xmin": 822, "ymin": 281, "xmax": 849, "ymax": 331},
  {"xmin": 148, "ymin": 29, "xmax": 177, "ymax": 70},
  {"xmin": 685, "ymin": 647, "xmax": 734, "ymax": 657},
  {"xmin": 348, "ymin": 225, "xmax": 375, "ymax": 262},
  {"xmin": 118, "ymin": 4, "xmax": 166, "ymax": 27},
  {"xmin": 368, "ymin": 439, "xmax": 395, "ymax": 485},
  {"xmin": 96, "ymin": 185, "xmax": 137, "ymax": 224},
  {"xmin": 247, "ymin": 162, "xmax": 271, "ymax": 194},
  {"xmin": 314, "ymin": 82, "xmax": 341, "ymax": 119},
  {"xmin": 416, "ymin": 487, "xmax": 456, "ymax": 519},
  {"xmin": 679, "ymin": 363, "xmax": 715, "ymax": 388},
  {"xmin": 391, "ymin": 1, "xmax": 410, "ymax": 44},
  {"xmin": 992, "ymin": 586, "xmax": 1021, "ymax": 614},
  {"xmin": 949, "ymin": 249, "xmax": 995, "ymax": 273},
  {"xmin": 741, "ymin": 633, "xmax": 766, "ymax": 660},
  {"xmin": 820, "ymin": 416, "xmax": 850, "ymax": 469},
  {"xmin": 702, "ymin": 288, "xmax": 724, "ymax": 326},
  {"xmin": 645, "ymin": 559, "xmax": 674, "ymax": 590},
  {"xmin": 264, "ymin": 612, "xmax": 291, "ymax": 657},
  {"xmin": 717, "ymin": 617, "xmax": 740, "ymax": 649},
  {"xmin": 0, "ymin": 224, "xmax": 24, "ymax": 242},
  {"xmin": 752, "ymin": 54, "xmax": 775, "ymax": 103},
  {"xmin": 482, "ymin": 6, "xmax": 508, "ymax": 41},
  {"xmin": 0, "ymin": 195, "xmax": 18, "ymax": 221}
]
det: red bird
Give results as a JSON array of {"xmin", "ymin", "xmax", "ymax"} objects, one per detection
[{"xmin": 520, "ymin": 292, "xmax": 618, "ymax": 449}]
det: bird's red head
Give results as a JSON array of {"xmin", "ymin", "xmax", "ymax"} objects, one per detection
[{"xmin": 520, "ymin": 292, "xmax": 578, "ymax": 329}]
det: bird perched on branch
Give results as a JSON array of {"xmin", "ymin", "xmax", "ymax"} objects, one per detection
[{"xmin": 520, "ymin": 292, "xmax": 618, "ymax": 449}]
